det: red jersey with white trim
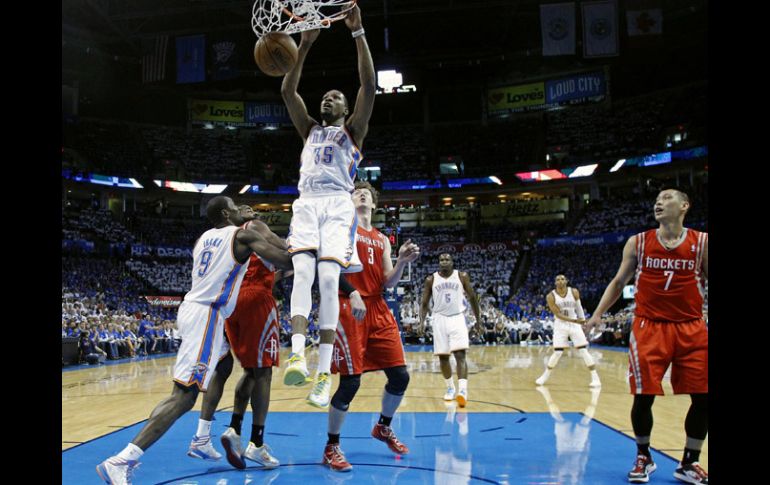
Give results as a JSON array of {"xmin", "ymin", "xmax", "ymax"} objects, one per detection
[
  {"xmin": 342, "ymin": 226, "xmax": 386, "ymax": 297},
  {"xmin": 238, "ymin": 222, "xmax": 276, "ymax": 295},
  {"xmin": 633, "ymin": 228, "xmax": 707, "ymax": 322}
]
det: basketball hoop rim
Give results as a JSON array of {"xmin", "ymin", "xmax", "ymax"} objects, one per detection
[{"xmin": 280, "ymin": 0, "xmax": 357, "ymax": 25}]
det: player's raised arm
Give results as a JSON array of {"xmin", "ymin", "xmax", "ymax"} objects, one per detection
[
  {"xmin": 281, "ymin": 29, "xmax": 321, "ymax": 140},
  {"xmin": 383, "ymin": 238, "xmax": 419, "ymax": 289},
  {"xmin": 342, "ymin": 5, "xmax": 376, "ymax": 147}
]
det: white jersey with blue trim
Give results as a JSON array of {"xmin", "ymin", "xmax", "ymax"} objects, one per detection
[
  {"xmin": 298, "ymin": 124, "xmax": 362, "ymax": 196},
  {"xmin": 552, "ymin": 287, "xmax": 578, "ymax": 323},
  {"xmin": 431, "ymin": 270, "xmax": 465, "ymax": 316},
  {"xmin": 183, "ymin": 226, "xmax": 249, "ymax": 319}
]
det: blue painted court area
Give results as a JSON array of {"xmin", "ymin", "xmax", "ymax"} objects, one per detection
[{"xmin": 64, "ymin": 410, "xmax": 680, "ymax": 484}]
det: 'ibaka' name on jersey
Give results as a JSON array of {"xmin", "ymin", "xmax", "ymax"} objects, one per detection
[
  {"xmin": 435, "ymin": 282, "xmax": 460, "ymax": 292},
  {"xmin": 644, "ymin": 257, "xmax": 696, "ymax": 271},
  {"xmin": 356, "ymin": 233, "xmax": 384, "ymax": 250},
  {"xmin": 203, "ymin": 238, "xmax": 223, "ymax": 249},
  {"xmin": 309, "ymin": 129, "xmax": 349, "ymax": 147}
]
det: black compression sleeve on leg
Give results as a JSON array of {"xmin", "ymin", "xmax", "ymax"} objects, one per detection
[
  {"xmin": 630, "ymin": 394, "xmax": 655, "ymax": 438},
  {"xmin": 330, "ymin": 374, "xmax": 361, "ymax": 411}
]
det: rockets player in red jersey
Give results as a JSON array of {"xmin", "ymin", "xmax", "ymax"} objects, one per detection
[
  {"xmin": 187, "ymin": 205, "xmax": 290, "ymax": 470},
  {"xmin": 322, "ymin": 181, "xmax": 420, "ymax": 472},
  {"xmin": 587, "ymin": 189, "xmax": 708, "ymax": 485}
]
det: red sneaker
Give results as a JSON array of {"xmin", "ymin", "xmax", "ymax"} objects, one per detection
[
  {"xmin": 322, "ymin": 443, "xmax": 352, "ymax": 472},
  {"xmin": 371, "ymin": 423, "xmax": 410, "ymax": 455},
  {"xmin": 628, "ymin": 454, "xmax": 657, "ymax": 483}
]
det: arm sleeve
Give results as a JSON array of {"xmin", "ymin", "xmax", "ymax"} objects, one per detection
[{"xmin": 575, "ymin": 300, "xmax": 586, "ymax": 320}]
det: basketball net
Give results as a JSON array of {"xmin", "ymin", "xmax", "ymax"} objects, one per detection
[{"xmin": 251, "ymin": 0, "xmax": 357, "ymax": 38}]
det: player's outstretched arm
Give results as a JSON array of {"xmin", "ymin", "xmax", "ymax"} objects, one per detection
[
  {"xmin": 247, "ymin": 219, "xmax": 288, "ymax": 250},
  {"xmin": 586, "ymin": 236, "xmax": 638, "ymax": 333},
  {"xmin": 343, "ymin": 5, "xmax": 376, "ymax": 147},
  {"xmin": 418, "ymin": 274, "xmax": 434, "ymax": 335},
  {"xmin": 235, "ymin": 228, "xmax": 292, "ymax": 270},
  {"xmin": 280, "ymin": 29, "xmax": 321, "ymax": 140}
]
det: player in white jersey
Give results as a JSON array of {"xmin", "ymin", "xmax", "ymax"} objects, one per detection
[
  {"xmin": 535, "ymin": 275, "xmax": 601, "ymax": 387},
  {"xmin": 96, "ymin": 196, "xmax": 292, "ymax": 485},
  {"xmin": 280, "ymin": 4, "xmax": 376, "ymax": 409},
  {"xmin": 419, "ymin": 253, "xmax": 482, "ymax": 407}
]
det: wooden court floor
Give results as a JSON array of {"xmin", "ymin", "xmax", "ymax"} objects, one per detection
[{"xmin": 62, "ymin": 344, "xmax": 707, "ymax": 469}]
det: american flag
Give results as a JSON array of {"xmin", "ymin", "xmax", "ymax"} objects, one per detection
[{"xmin": 142, "ymin": 36, "xmax": 169, "ymax": 83}]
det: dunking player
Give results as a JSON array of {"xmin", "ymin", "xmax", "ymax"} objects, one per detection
[
  {"xmin": 419, "ymin": 254, "xmax": 483, "ymax": 407},
  {"xmin": 185, "ymin": 205, "xmax": 289, "ymax": 470},
  {"xmin": 280, "ymin": 4, "xmax": 375, "ymax": 409},
  {"xmin": 535, "ymin": 275, "xmax": 601, "ymax": 387},
  {"xmin": 322, "ymin": 181, "xmax": 420, "ymax": 472},
  {"xmin": 586, "ymin": 189, "xmax": 708, "ymax": 484},
  {"xmin": 96, "ymin": 196, "xmax": 291, "ymax": 484}
]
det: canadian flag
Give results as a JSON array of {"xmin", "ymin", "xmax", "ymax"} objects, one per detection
[
  {"xmin": 626, "ymin": 8, "xmax": 662, "ymax": 36},
  {"xmin": 625, "ymin": 0, "xmax": 663, "ymax": 42}
]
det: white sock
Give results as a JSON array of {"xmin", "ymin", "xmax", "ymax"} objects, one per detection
[
  {"xmin": 591, "ymin": 370, "xmax": 600, "ymax": 380},
  {"xmin": 117, "ymin": 443, "xmax": 143, "ymax": 462},
  {"xmin": 291, "ymin": 334, "xmax": 306, "ymax": 356},
  {"xmin": 317, "ymin": 343, "xmax": 333, "ymax": 374},
  {"xmin": 458, "ymin": 378, "xmax": 468, "ymax": 393},
  {"xmin": 445, "ymin": 377, "xmax": 455, "ymax": 389},
  {"xmin": 540, "ymin": 369, "xmax": 552, "ymax": 379},
  {"xmin": 196, "ymin": 419, "xmax": 212, "ymax": 437}
]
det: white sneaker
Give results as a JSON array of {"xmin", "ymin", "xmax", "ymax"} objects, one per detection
[
  {"xmin": 243, "ymin": 442, "xmax": 280, "ymax": 469},
  {"xmin": 443, "ymin": 387, "xmax": 456, "ymax": 401},
  {"xmin": 456, "ymin": 388, "xmax": 468, "ymax": 408},
  {"xmin": 284, "ymin": 353, "xmax": 310, "ymax": 387},
  {"xmin": 220, "ymin": 427, "xmax": 246, "ymax": 470},
  {"xmin": 187, "ymin": 434, "xmax": 222, "ymax": 461},
  {"xmin": 535, "ymin": 374, "xmax": 548, "ymax": 386},
  {"xmin": 96, "ymin": 456, "xmax": 140, "ymax": 485},
  {"xmin": 306, "ymin": 372, "xmax": 332, "ymax": 409}
]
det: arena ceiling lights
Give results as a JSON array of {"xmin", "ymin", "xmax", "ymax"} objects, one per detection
[
  {"xmin": 562, "ymin": 164, "xmax": 598, "ymax": 178},
  {"xmin": 515, "ymin": 169, "xmax": 567, "ymax": 182},
  {"xmin": 153, "ymin": 180, "xmax": 227, "ymax": 194}
]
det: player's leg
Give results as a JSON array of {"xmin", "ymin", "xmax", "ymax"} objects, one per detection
[
  {"xmin": 449, "ymin": 315, "xmax": 471, "ymax": 407},
  {"xmin": 371, "ymin": 366, "xmax": 410, "ymax": 454},
  {"xmin": 323, "ymin": 294, "xmax": 362, "ymax": 471},
  {"xmin": 307, "ymin": 259, "xmax": 342, "ymax": 408},
  {"xmin": 452, "ymin": 349, "xmax": 469, "ymax": 407},
  {"xmin": 97, "ymin": 382, "xmax": 199, "ymax": 483},
  {"xmin": 187, "ymin": 351, "xmax": 233, "ymax": 461},
  {"xmin": 433, "ymin": 315, "xmax": 456, "ymax": 400},
  {"xmin": 285, "ymin": 250, "xmax": 315, "ymax": 386},
  {"xmin": 627, "ymin": 318, "xmax": 670, "ymax": 483},
  {"xmin": 221, "ymin": 370, "xmax": 254, "ymax": 469},
  {"xmin": 671, "ymin": 319, "xmax": 709, "ymax": 484},
  {"xmin": 570, "ymin": 322, "xmax": 601, "ymax": 386},
  {"xmin": 242, "ymin": 367, "xmax": 279, "ymax": 468},
  {"xmin": 537, "ymin": 321, "xmax": 568, "ymax": 385},
  {"xmin": 324, "ymin": 374, "xmax": 360, "ymax": 472}
]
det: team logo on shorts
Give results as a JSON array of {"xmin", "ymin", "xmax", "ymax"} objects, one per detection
[
  {"xmin": 191, "ymin": 362, "xmax": 209, "ymax": 374},
  {"xmin": 333, "ymin": 347, "xmax": 345, "ymax": 368},
  {"xmin": 266, "ymin": 338, "xmax": 279, "ymax": 360}
]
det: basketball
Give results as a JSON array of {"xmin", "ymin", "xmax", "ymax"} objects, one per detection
[{"xmin": 254, "ymin": 33, "xmax": 298, "ymax": 77}]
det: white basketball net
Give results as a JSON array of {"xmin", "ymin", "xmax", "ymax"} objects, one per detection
[{"xmin": 251, "ymin": 0, "xmax": 357, "ymax": 38}]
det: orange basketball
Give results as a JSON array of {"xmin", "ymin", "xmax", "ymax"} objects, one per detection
[{"xmin": 254, "ymin": 33, "xmax": 298, "ymax": 77}]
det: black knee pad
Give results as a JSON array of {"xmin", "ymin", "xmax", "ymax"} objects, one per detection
[
  {"xmin": 331, "ymin": 374, "xmax": 361, "ymax": 411},
  {"xmin": 384, "ymin": 366, "xmax": 410, "ymax": 396}
]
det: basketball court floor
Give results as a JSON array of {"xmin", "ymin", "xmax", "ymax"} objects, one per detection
[{"xmin": 63, "ymin": 344, "xmax": 706, "ymax": 484}]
